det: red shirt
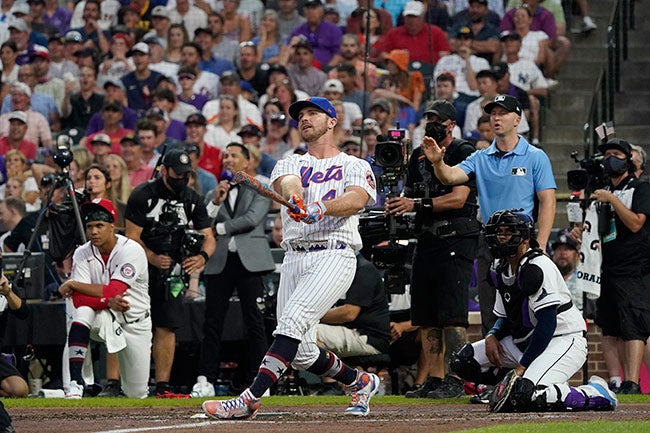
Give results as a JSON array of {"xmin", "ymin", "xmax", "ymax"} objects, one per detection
[
  {"xmin": 0, "ymin": 137, "xmax": 37, "ymax": 160},
  {"xmin": 198, "ymin": 143, "xmax": 223, "ymax": 180},
  {"xmin": 373, "ymin": 24, "xmax": 450, "ymax": 65},
  {"xmin": 129, "ymin": 163, "xmax": 154, "ymax": 188}
]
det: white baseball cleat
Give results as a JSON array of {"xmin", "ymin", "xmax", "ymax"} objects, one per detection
[
  {"xmin": 588, "ymin": 375, "xmax": 618, "ymax": 410},
  {"xmin": 344, "ymin": 372, "xmax": 380, "ymax": 416},
  {"xmin": 65, "ymin": 380, "xmax": 83, "ymax": 399},
  {"xmin": 202, "ymin": 388, "xmax": 261, "ymax": 420}
]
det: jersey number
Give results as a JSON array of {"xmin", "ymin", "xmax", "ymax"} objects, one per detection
[{"xmin": 321, "ymin": 190, "xmax": 336, "ymax": 201}]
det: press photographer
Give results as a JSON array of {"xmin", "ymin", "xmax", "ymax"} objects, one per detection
[
  {"xmin": 385, "ymin": 100, "xmax": 479, "ymax": 399},
  {"xmin": 125, "ymin": 149, "xmax": 215, "ymax": 396}
]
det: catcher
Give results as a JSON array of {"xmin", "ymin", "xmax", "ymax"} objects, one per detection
[{"xmin": 450, "ymin": 210, "xmax": 617, "ymax": 412}]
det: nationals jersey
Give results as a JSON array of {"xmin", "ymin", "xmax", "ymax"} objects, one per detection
[
  {"xmin": 70, "ymin": 234, "xmax": 150, "ymax": 324},
  {"xmin": 271, "ymin": 152, "xmax": 377, "ymax": 252},
  {"xmin": 492, "ymin": 249, "xmax": 586, "ymax": 346}
]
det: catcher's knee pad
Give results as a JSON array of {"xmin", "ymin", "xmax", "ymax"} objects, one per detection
[
  {"xmin": 490, "ymin": 372, "xmax": 535, "ymax": 413},
  {"xmin": 450, "ymin": 343, "xmax": 482, "ymax": 384}
]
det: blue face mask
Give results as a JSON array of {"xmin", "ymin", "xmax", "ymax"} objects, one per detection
[{"xmin": 603, "ymin": 155, "xmax": 628, "ymax": 177}]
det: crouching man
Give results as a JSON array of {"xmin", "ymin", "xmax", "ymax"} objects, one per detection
[
  {"xmin": 450, "ymin": 210, "xmax": 617, "ymax": 412},
  {"xmin": 59, "ymin": 198, "xmax": 151, "ymax": 399}
]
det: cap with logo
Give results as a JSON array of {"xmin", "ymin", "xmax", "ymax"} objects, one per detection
[
  {"xmin": 64, "ymin": 30, "xmax": 83, "ymax": 43},
  {"xmin": 81, "ymin": 198, "xmax": 118, "ymax": 224},
  {"xmin": 457, "ymin": 26, "xmax": 474, "ymax": 38},
  {"xmin": 90, "ymin": 133, "xmax": 111, "ymax": 146},
  {"xmin": 269, "ymin": 113, "xmax": 288, "ymax": 124},
  {"xmin": 185, "ymin": 113, "xmax": 207, "ymax": 126},
  {"xmin": 120, "ymin": 133, "xmax": 140, "ymax": 145},
  {"xmin": 289, "ymin": 96, "xmax": 337, "ymax": 121},
  {"xmin": 341, "ymin": 135, "xmax": 361, "ymax": 148},
  {"xmin": 490, "ymin": 61, "xmax": 509, "ymax": 79},
  {"xmin": 294, "ymin": 39, "xmax": 313, "ymax": 53},
  {"xmin": 220, "ymin": 70, "xmax": 241, "ymax": 84},
  {"xmin": 151, "ymin": 5, "xmax": 170, "ymax": 19},
  {"xmin": 598, "ymin": 137, "xmax": 632, "ymax": 158},
  {"xmin": 403, "ymin": 0, "xmax": 424, "ymax": 16},
  {"xmin": 424, "ymin": 100, "xmax": 457, "ymax": 122},
  {"xmin": 483, "ymin": 94, "xmax": 522, "ymax": 116},
  {"xmin": 238, "ymin": 124, "xmax": 263, "ymax": 137},
  {"xmin": 8, "ymin": 111, "xmax": 27, "ymax": 124},
  {"xmin": 145, "ymin": 107, "xmax": 169, "ymax": 122},
  {"xmin": 143, "ymin": 35, "xmax": 164, "ymax": 47},
  {"xmin": 551, "ymin": 228, "xmax": 580, "ymax": 251},
  {"xmin": 162, "ymin": 149, "xmax": 192, "ymax": 174},
  {"xmin": 323, "ymin": 79, "xmax": 344, "ymax": 94}
]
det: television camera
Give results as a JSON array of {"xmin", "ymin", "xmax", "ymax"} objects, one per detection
[{"xmin": 359, "ymin": 127, "xmax": 414, "ymax": 294}]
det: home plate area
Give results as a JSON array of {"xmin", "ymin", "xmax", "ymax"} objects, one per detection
[{"xmin": 8, "ymin": 403, "xmax": 650, "ymax": 433}]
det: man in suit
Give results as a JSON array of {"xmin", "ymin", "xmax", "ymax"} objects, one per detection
[{"xmin": 192, "ymin": 142, "xmax": 275, "ymax": 397}]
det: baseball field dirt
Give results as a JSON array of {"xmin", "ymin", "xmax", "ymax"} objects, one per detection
[{"xmin": 8, "ymin": 402, "xmax": 650, "ymax": 432}]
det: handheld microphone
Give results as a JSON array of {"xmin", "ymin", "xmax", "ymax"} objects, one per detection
[{"xmin": 220, "ymin": 169, "xmax": 234, "ymax": 185}]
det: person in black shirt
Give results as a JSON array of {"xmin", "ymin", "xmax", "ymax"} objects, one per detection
[
  {"xmin": 591, "ymin": 138, "xmax": 650, "ymax": 395},
  {"xmin": 385, "ymin": 100, "xmax": 479, "ymax": 399},
  {"xmin": 125, "ymin": 149, "xmax": 216, "ymax": 396},
  {"xmin": 315, "ymin": 254, "xmax": 391, "ymax": 394}
]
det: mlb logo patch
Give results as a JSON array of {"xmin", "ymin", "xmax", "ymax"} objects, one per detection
[{"xmin": 511, "ymin": 167, "xmax": 527, "ymax": 176}]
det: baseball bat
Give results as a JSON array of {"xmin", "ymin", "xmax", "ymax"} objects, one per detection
[{"xmin": 232, "ymin": 171, "xmax": 301, "ymax": 213}]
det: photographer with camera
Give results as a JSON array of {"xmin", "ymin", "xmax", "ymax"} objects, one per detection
[
  {"xmin": 427, "ymin": 95, "xmax": 556, "ymax": 336},
  {"xmin": 125, "ymin": 149, "xmax": 215, "ymax": 397},
  {"xmin": 385, "ymin": 100, "xmax": 479, "ymax": 399},
  {"xmin": 589, "ymin": 139, "xmax": 650, "ymax": 395}
]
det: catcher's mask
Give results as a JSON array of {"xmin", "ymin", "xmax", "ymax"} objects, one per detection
[{"xmin": 484, "ymin": 210, "xmax": 535, "ymax": 259}]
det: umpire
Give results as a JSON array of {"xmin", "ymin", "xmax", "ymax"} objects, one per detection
[
  {"xmin": 125, "ymin": 149, "xmax": 216, "ymax": 396},
  {"xmin": 385, "ymin": 100, "xmax": 479, "ymax": 399}
]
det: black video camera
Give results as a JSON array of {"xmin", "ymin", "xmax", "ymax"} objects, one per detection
[
  {"xmin": 567, "ymin": 151, "xmax": 606, "ymax": 193},
  {"xmin": 374, "ymin": 128, "xmax": 406, "ymax": 169}
]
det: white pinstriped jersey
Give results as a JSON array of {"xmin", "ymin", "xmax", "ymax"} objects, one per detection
[
  {"xmin": 271, "ymin": 152, "xmax": 377, "ymax": 251},
  {"xmin": 70, "ymin": 234, "xmax": 150, "ymax": 323}
]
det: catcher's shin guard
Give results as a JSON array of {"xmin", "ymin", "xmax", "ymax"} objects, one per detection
[{"xmin": 450, "ymin": 343, "xmax": 482, "ymax": 384}]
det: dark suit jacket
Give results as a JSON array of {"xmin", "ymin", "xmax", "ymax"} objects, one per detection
[{"xmin": 203, "ymin": 185, "xmax": 275, "ymax": 275}]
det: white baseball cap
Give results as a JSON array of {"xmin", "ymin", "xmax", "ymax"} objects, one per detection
[
  {"xmin": 323, "ymin": 79, "xmax": 344, "ymax": 94},
  {"xmin": 151, "ymin": 5, "xmax": 170, "ymax": 19},
  {"xmin": 90, "ymin": 133, "xmax": 111, "ymax": 146},
  {"xmin": 129, "ymin": 42, "xmax": 149, "ymax": 55},
  {"xmin": 403, "ymin": 1, "xmax": 424, "ymax": 16},
  {"xmin": 8, "ymin": 110, "xmax": 27, "ymax": 124},
  {"xmin": 11, "ymin": 82, "xmax": 31, "ymax": 97}
]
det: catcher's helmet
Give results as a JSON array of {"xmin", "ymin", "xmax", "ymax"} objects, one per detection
[{"xmin": 484, "ymin": 210, "xmax": 534, "ymax": 258}]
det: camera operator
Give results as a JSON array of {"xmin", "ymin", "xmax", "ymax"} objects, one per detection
[
  {"xmin": 590, "ymin": 138, "xmax": 650, "ymax": 395},
  {"xmin": 385, "ymin": 100, "xmax": 479, "ymax": 399},
  {"xmin": 125, "ymin": 149, "xmax": 216, "ymax": 396}
]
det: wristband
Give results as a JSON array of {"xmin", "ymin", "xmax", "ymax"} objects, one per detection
[
  {"xmin": 412, "ymin": 198, "xmax": 422, "ymax": 212},
  {"xmin": 199, "ymin": 250, "xmax": 209, "ymax": 263},
  {"xmin": 422, "ymin": 198, "xmax": 433, "ymax": 211}
]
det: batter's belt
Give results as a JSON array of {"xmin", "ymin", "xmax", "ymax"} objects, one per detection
[{"xmin": 287, "ymin": 240, "xmax": 348, "ymax": 253}]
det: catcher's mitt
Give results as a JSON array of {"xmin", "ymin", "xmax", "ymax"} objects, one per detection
[{"xmin": 489, "ymin": 369, "xmax": 520, "ymax": 412}]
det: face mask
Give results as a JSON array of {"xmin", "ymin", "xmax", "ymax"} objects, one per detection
[
  {"xmin": 166, "ymin": 176, "xmax": 189, "ymax": 195},
  {"xmin": 425, "ymin": 121, "xmax": 448, "ymax": 143},
  {"xmin": 603, "ymin": 156, "xmax": 628, "ymax": 177}
]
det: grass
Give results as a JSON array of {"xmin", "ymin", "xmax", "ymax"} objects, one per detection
[{"xmin": 3, "ymin": 394, "xmax": 650, "ymax": 408}]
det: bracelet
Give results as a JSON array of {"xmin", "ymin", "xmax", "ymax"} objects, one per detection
[
  {"xmin": 412, "ymin": 198, "xmax": 422, "ymax": 212},
  {"xmin": 198, "ymin": 251, "xmax": 209, "ymax": 263}
]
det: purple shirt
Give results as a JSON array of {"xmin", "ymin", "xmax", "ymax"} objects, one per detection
[
  {"xmin": 178, "ymin": 93, "xmax": 209, "ymax": 110},
  {"xmin": 501, "ymin": 6, "xmax": 557, "ymax": 40},
  {"xmin": 288, "ymin": 21, "xmax": 342, "ymax": 66},
  {"xmin": 166, "ymin": 119, "xmax": 187, "ymax": 141},
  {"xmin": 85, "ymin": 106, "xmax": 139, "ymax": 135},
  {"xmin": 43, "ymin": 7, "xmax": 72, "ymax": 34}
]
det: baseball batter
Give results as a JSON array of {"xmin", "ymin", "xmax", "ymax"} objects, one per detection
[
  {"xmin": 59, "ymin": 198, "xmax": 151, "ymax": 399},
  {"xmin": 202, "ymin": 97, "xmax": 380, "ymax": 419},
  {"xmin": 451, "ymin": 210, "xmax": 617, "ymax": 412}
]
